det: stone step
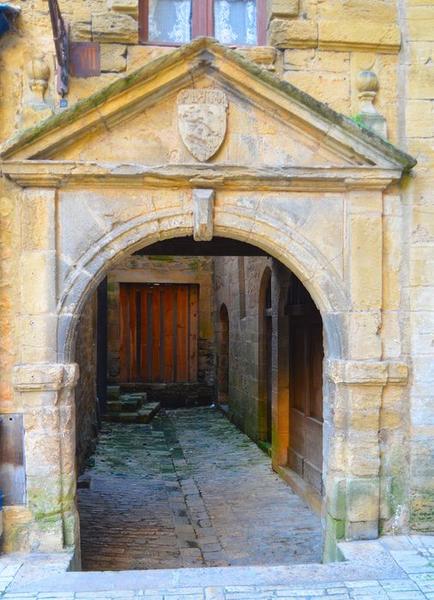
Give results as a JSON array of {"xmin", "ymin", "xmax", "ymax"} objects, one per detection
[
  {"xmin": 107, "ymin": 400, "xmax": 123, "ymax": 413},
  {"xmin": 103, "ymin": 402, "xmax": 160, "ymax": 424},
  {"xmin": 107, "ymin": 385, "xmax": 120, "ymax": 402},
  {"xmin": 119, "ymin": 397, "xmax": 141, "ymax": 412},
  {"xmin": 103, "ymin": 412, "xmax": 141, "ymax": 424},
  {"xmin": 106, "ymin": 391, "xmax": 149, "ymax": 417},
  {"xmin": 7, "ymin": 536, "xmax": 419, "ymax": 594},
  {"xmin": 119, "ymin": 392, "xmax": 147, "ymax": 410},
  {"xmin": 136, "ymin": 402, "xmax": 160, "ymax": 423},
  {"xmin": 120, "ymin": 383, "xmax": 148, "ymax": 394}
]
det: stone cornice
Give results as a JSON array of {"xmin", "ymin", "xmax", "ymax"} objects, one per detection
[
  {"xmin": 13, "ymin": 363, "xmax": 79, "ymax": 392},
  {"xmin": 1, "ymin": 161, "xmax": 401, "ymax": 192},
  {"xmin": 327, "ymin": 360, "xmax": 409, "ymax": 386}
]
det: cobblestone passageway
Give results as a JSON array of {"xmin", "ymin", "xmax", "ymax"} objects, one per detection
[{"xmin": 78, "ymin": 407, "xmax": 322, "ymax": 571}]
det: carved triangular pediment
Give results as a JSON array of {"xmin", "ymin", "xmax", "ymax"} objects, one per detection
[{"xmin": 0, "ymin": 38, "xmax": 415, "ymax": 180}]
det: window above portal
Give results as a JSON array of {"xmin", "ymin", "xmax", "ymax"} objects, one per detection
[{"xmin": 139, "ymin": 0, "xmax": 266, "ymax": 46}]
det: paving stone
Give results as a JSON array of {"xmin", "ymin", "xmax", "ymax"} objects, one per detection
[{"xmin": 78, "ymin": 408, "xmax": 322, "ymax": 571}]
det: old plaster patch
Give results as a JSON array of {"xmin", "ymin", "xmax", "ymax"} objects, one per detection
[{"xmin": 177, "ymin": 89, "xmax": 228, "ymax": 162}]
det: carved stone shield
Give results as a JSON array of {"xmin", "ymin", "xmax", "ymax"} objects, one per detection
[{"xmin": 177, "ymin": 89, "xmax": 228, "ymax": 162}]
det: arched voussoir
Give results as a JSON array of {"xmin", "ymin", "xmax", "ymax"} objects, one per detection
[{"xmin": 58, "ymin": 203, "xmax": 348, "ymax": 362}]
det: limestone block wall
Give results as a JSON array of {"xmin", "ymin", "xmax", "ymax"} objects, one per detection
[
  {"xmin": 74, "ymin": 292, "xmax": 98, "ymax": 473},
  {"xmin": 0, "ymin": 0, "xmax": 402, "ymax": 141},
  {"xmin": 214, "ymin": 256, "xmax": 272, "ymax": 441},
  {"xmin": 400, "ymin": 0, "xmax": 434, "ymax": 532}
]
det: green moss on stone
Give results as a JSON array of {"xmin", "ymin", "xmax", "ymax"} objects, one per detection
[
  {"xmin": 410, "ymin": 489, "xmax": 434, "ymax": 532},
  {"xmin": 0, "ymin": 38, "xmax": 417, "ymax": 173},
  {"xmin": 149, "ymin": 255, "xmax": 175, "ymax": 262},
  {"xmin": 323, "ymin": 513, "xmax": 345, "ymax": 563}
]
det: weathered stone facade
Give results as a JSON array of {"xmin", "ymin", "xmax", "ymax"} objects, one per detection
[{"xmin": 0, "ymin": 0, "xmax": 432, "ymax": 566}]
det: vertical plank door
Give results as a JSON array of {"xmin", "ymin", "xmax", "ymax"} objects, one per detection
[
  {"xmin": 287, "ymin": 276, "xmax": 324, "ymax": 495},
  {"xmin": 119, "ymin": 283, "xmax": 199, "ymax": 384}
]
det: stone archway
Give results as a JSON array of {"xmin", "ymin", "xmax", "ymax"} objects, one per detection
[
  {"xmin": 58, "ymin": 204, "xmax": 348, "ymax": 364},
  {"xmin": 9, "ymin": 188, "xmax": 409, "ymax": 563},
  {"xmin": 56, "ymin": 208, "xmax": 344, "ymax": 559}
]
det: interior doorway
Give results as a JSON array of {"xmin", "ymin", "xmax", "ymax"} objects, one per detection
[{"xmin": 119, "ymin": 283, "xmax": 199, "ymax": 384}]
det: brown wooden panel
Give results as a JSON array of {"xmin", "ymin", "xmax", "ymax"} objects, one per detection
[
  {"xmin": 146, "ymin": 291, "xmax": 154, "ymax": 380},
  {"xmin": 119, "ymin": 283, "xmax": 198, "ymax": 384},
  {"xmin": 303, "ymin": 459, "xmax": 323, "ymax": 495},
  {"xmin": 287, "ymin": 448, "xmax": 303, "ymax": 479},
  {"xmin": 139, "ymin": 289, "xmax": 148, "ymax": 380},
  {"xmin": 176, "ymin": 286, "xmax": 188, "ymax": 382},
  {"xmin": 129, "ymin": 285, "xmax": 138, "ymax": 382},
  {"xmin": 192, "ymin": 0, "xmax": 211, "ymax": 38},
  {"xmin": 304, "ymin": 416, "xmax": 323, "ymax": 474},
  {"xmin": 151, "ymin": 287, "xmax": 161, "ymax": 382},
  {"xmin": 309, "ymin": 322, "xmax": 324, "ymax": 421},
  {"xmin": 138, "ymin": 0, "xmax": 148, "ymax": 43},
  {"xmin": 289, "ymin": 408, "xmax": 305, "ymax": 456},
  {"xmin": 291, "ymin": 322, "xmax": 308, "ymax": 412},
  {"xmin": 119, "ymin": 284, "xmax": 130, "ymax": 382},
  {"xmin": 188, "ymin": 285, "xmax": 199, "ymax": 382},
  {"xmin": 162, "ymin": 286, "xmax": 175, "ymax": 382},
  {"xmin": 0, "ymin": 414, "xmax": 25, "ymax": 505},
  {"xmin": 70, "ymin": 42, "xmax": 100, "ymax": 77},
  {"xmin": 288, "ymin": 275, "xmax": 324, "ymax": 496}
]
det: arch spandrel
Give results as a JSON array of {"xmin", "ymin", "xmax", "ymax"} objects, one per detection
[{"xmin": 56, "ymin": 196, "xmax": 349, "ymax": 364}]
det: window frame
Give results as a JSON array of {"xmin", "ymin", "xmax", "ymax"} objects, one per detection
[{"xmin": 138, "ymin": 0, "xmax": 267, "ymax": 47}]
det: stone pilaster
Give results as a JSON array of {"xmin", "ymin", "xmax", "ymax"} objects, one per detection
[
  {"xmin": 326, "ymin": 359, "xmax": 408, "ymax": 549},
  {"xmin": 18, "ymin": 188, "xmax": 58, "ymax": 364},
  {"xmin": 13, "ymin": 363, "xmax": 79, "ymax": 552}
]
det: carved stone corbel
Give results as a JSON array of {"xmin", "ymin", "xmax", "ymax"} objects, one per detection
[{"xmin": 192, "ymin": 188, "xmax": 215, "ymax": 242}]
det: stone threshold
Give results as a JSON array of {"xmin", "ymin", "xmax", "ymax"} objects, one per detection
[
  {"xmin": 3, "ymin": 536, "xmax": 433, "ymax": 596},
  {"xmin": 7, "ymin": 539, "xmax": 411, "ymax": 594}
]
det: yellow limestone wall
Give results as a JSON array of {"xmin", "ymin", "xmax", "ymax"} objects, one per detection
[
  {"xmin": 399, "ymin": 0, "xmax": 434, "ymax": 532},
  {"xmin": 0, "ymin": 0, "xmax": 432, "ymax": 554}
]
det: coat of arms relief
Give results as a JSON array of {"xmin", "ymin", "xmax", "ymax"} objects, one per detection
[{"xmin": 177, "ymin": 89, "xmax": 228, "ymax": 162}]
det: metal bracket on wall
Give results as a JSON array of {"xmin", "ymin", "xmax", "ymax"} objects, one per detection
[{"xmin": 0, "ymin": 414, "xmax": 25, "ymax": 505}]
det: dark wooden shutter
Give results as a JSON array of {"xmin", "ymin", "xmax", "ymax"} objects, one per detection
[{"xmin": 120, "ymin": 283, "xmax": 199, "ymax": 384}]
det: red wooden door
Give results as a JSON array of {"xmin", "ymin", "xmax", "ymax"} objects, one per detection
[
  {"xmin": 120, "ymin": 284, "xmax": 199, "ymax": 383},
  {"xmin": 287, "ymin": 277, "xmax": 324, "ymax": 495}
]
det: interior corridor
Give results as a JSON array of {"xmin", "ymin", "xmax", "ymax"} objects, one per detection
[{"xmin": 78, "ymin": 407, "xmax": 322, "ymax": 571}]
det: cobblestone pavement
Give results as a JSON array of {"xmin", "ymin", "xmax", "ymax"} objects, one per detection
[{"xmin": 78, "ymin": 407, "xmax": 322, "ymax": 571}]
